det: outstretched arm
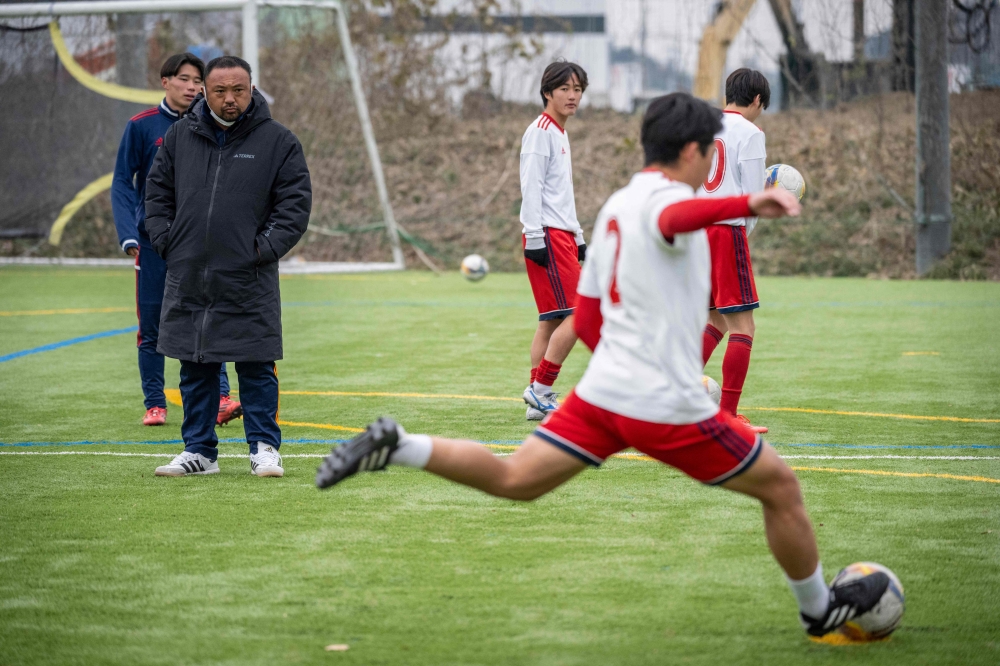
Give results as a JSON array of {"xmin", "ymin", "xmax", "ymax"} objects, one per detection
[{"xmin": 657, "ymin": 189, "xmax": 799, "ymax": 243}]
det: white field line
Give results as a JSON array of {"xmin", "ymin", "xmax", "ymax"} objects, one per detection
[{"xmin": 0, "ymin": 451, "xmax": 998, "ymax": 461}]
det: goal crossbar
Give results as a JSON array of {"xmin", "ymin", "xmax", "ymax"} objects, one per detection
[{"xmin": 0, "ymin": 0, "xmax": 406, "ymax": 272}]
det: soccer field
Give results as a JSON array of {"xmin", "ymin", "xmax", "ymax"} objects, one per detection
[{"xmin": 1, "ymin": 266, "xmax": 999, "ymax": 665}]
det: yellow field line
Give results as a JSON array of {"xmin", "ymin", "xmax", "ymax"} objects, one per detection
[
  {"xmin": 283, "ymin": 390, "xmax": 523, "ymax": 402},
  {"xmin": 277, "ymin": 420, "xmax": 363, "ymax": 433},
  {"xmin": 902, "ymin": 351, "xmax": 940, "ymax": 356},
  {"xmin": 790, "ymin": 465, "xmax": 1000, "ymax": 484},
  {"xmin": 0, "ymin": 307, "xmax": 131, "ymax": 317},
  {"xmin": 742, "ymin": 406, "xmax": 999, "ymax": 424},
  {"xmin": 284, "ymin": 390, "xmax": 998, "ymax": 423}
]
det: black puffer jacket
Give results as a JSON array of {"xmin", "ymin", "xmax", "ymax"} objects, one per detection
[{"xmin": 145, "ymin": 90, "xmax": 310, "ymax": 363}]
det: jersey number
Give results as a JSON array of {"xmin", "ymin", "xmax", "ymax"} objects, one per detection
[
  {"xmin": 607, "ymin": 218, "xmax": 622, "ymax": 305},
  {"xmin": 703, "ymin": 138, "xmax": 726, "ymax": 193}
]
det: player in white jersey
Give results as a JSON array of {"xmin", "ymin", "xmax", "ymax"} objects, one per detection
[
  {"xmin": 519, "ymin": 62, "xmax": 588, "ymax": 421},
  {"xmin": 316, "ymin": 93, "xmax": 890, "ymax": 638},
  {"xmin": 698, "ymin": 69, "xmax": 771, "ymax": 434}
]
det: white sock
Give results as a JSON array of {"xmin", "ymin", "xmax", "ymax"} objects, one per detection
[
  {"xmin": 388, "ymin": 427, "xmax": 433, "ymax": 469},
  {"xmin": 786, "ymin": 563, "xmax": 830, "ymax": 619},
  {"xmin": 532, "ymin": 381, "xmax": 553, "ymax": 395}
]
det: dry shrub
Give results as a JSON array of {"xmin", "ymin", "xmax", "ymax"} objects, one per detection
[{"xmin": 754, "ymin": 90, "xmax": 1000, "ymax": 279}]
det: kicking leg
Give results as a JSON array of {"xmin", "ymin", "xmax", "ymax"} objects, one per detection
[
  {"xmin": 316, "ymin": 418, "xmax": 586, "ymax": 501},
  {"xmin": 722, "ymin": 443, "xmax": 888, "ymax": 634},
  {"xmin": 721, "ymin": 443, "xmax": 816, "ymax": 579},
  {"xmin": 424, "ymin": 434, "xmax": 586, "ymax": 500}
]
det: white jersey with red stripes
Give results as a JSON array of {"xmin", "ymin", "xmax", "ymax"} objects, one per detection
[
  {"xmin": 698, "ymin": 110, "xmax": 766, "ymax": 229},
  {"xmin": 519, "ymin": 113, "xmax": 584, "ymax": 245},
  {"xmin": 575, "ymin": 170, "xmax": 719, "ymax": 424}
]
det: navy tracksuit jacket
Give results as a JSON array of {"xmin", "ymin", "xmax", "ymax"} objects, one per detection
[{"xmin": 111, "ymin": 100, "xmax": 230, "ymax": 410}]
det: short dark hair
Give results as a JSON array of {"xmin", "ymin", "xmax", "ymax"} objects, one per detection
[
  {"xmin": 641, "ymin": 93, "xmax": 723, "ymax": 166},
  {"xmin": 204, "ymin": 55, "xmax": 252, "ymax": 81},
  {"xmin": 725, "ymin": 68, "xmax": 770, "ymax": 109},
  {"xmin": 539, "ymin": 60, "xmax": 588, "ymax": 107},
  {"xmin": 160, "ymin": 52, "xmax": 205, "ymax": 80}
]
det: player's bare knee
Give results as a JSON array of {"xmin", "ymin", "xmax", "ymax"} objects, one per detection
[{"xmin": 767, "ymin": 464, "xmax": 803, "ymax": 509}]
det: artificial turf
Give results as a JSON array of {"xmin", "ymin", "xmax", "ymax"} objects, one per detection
[{"xmin": 1, "ymin": 266, "xmax": 998, "ymax": 665}]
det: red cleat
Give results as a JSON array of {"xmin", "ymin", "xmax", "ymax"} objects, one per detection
[
  {"xmin": 217, "ymin": 396, "xmax": 243, "ymax": 426},
  {"xmin": 735, "ymin": 413, "xmax": 768, "ymax": 434},
  {"xmin": 143, "ymin": 407, "xmax": 167, "ymax": 426}
]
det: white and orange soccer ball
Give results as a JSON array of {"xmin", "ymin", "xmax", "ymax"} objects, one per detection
[
  {"xmin": 701, "ymin": 376, "xmax": 722, "ymax": 405},
  {"xmin": 832, "ymin": 562, "xmax": 905, "ymax": 640},
  {"xmin": 460, "ymin": 254, "xmax": 489, "ymax": 281},
  {"xmin": 765, "ymin": 164, "xmax": 806, "ymax": 201}
]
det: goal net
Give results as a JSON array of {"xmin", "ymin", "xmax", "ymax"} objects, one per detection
[{"xmin": 0, "ymin": 0, "xmax": 404, "ymax": 273}]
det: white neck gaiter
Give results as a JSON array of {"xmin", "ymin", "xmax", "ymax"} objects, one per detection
[{"xmin": 209, "ymin": 107, "xmax": 236, "ymax": 127}]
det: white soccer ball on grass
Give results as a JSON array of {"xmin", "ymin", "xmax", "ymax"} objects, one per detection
[{"xmin": 832, "ymin": 562, "xmax": 905, "ymax": 641}]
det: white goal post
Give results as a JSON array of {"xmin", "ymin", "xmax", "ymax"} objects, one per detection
[{"xmin": 0, "ymin": 0, "xmax": 406, "ymax": 274}]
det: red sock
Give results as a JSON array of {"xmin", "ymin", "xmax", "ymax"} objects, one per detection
[
  {"xmin": 702, "ymin": 324, "xmax": 724, "ymax": 365},
  {"xmin": 720, "ymin": 334, "xmax": 753, "ymax": 414},
  {"xmin": 530, "ymin": 367, "xmax": 537, "ymax": 385},
  {"xmin": 535, "ymin": 359, "xmax": 561, "ymax": 388}
]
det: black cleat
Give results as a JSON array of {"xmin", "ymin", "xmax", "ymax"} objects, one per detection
[
  {"xmin": 801, "ymin": 570, "xmax": 890, "ymax": 636},
  {"xmin": 316, "ymin": 417, "xmax": 400, "ymax": 489}
]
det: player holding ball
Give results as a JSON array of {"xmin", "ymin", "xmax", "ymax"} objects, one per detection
[{"xmin": 699, "ymin": 68, "xmax": 771, "ymax": 434}]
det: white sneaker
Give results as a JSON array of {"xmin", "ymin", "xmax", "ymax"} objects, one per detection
[
  {"xmin": 526, "ymin": 406, "xmax": 545, "ymax": 421},
  {"xmin": 523, "ymin": 386, "xmax": 560, "ymax": 415},
  {"xmin": 250, "ymin": 443, "xmax": 284, "ymax": 477},
  {"xmin": 155, "ymin": 451, "xmax": 219, "ymax": 476}
]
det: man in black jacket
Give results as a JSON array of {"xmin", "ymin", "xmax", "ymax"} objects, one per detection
[{"xmin": 145, "ymin": 56, "xmax": 311, "ymax": 478}]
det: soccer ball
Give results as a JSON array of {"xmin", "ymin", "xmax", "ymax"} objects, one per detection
[
  {"xmin": 701, "ymin": 375, "xmax": 721, "ymax": 405},
  {"xmin": 832, "ymin": 562, "xmax": 905, "ymax": 640},
  {"xmin": 460, "ymin": 254, "xmax": 489, "ymax": 281},
  {"xmin": 765, "ymin": 164, "xmax": 806, "ymax": 201}
]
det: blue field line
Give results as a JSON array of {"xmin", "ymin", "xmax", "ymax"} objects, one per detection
[
  {"xmin": 767, "ymin": 301, "xmax": 1000, "ymax": 309},
  {"xmin": 0, "ymin": 437, "xmax": 352, "ymax": 448},
  {"xmin": 0, "ymin": 326, "xmax": 137, "ymax": 363}
]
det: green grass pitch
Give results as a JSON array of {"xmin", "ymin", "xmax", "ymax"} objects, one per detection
[{"xmin": 1, "ymin": 266, "xmax": 999, "ymax": 665}]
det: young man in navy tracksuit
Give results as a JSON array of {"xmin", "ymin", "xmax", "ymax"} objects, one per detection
[{"xmin": 112, "ymin": 53, "xmax": 241, "ymax": 427}]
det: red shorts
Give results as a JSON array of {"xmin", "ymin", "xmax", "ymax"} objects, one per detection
[
  {"xmin": 524, "ymin": 228, "xmax": 581, "ymax": 321},
  {"xmin": 536, "ymin": 390, "xmax": 762, "ymax": 485},
  {"xmin": 707, "ymin": 224, "xmax": 759, "ymax": 314}
]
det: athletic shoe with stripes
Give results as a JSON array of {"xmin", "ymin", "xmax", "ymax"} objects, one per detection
[
  {"xmin": 316, "ymin": 416, "xmax": 399, "ymax": 490},
  {"xmin": 801, "ymin": 569, "xmax": 890, "ymax": 636},
  {"xmin": 250, "ymin": 444, "xmax": 284, "ymax": 478},
  {"xmin": 526, "ymin": 406, "xmax": 545, "ymax": 421},
  {"xmin": 154, "ymin": 451, "xmax": 219, "ymax": 477},
  {"xmin": 523, "ymin": 386, "xmax": 560, "ymax": 415}
]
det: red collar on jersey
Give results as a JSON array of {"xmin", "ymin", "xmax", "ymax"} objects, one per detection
[
  {"xmin": 723, "ymin": 109, "xmax": 744, "ymax": 115},
  {"xmin": 541, "ymin": 112, "xmax": 565, "ymax": 133}
]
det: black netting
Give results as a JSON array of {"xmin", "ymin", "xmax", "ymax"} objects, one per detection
[{"xmin": 0, "ymin": 20, "xmax": 147, "ymax": 238}]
